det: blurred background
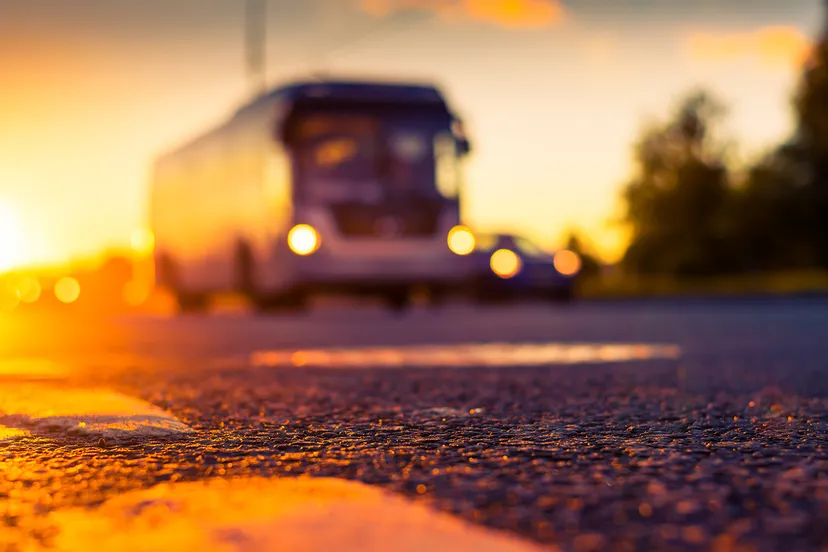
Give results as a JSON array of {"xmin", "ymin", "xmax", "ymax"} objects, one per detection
[{"xmin": 2, "ymin": 0, "xmax": 828, "ymax": 314}]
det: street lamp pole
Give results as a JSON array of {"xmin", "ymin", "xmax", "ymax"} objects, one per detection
[{"xmin": 245, "ymin": 0, "xmax": 267, "ymax": 96}]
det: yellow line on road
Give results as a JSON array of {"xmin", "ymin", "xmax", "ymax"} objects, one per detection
[{"xmin": 36, "ymin": 476, "xmax": 551, "ymax": 552}]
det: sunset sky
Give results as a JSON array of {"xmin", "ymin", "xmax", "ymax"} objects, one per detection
[{"xmin": 0, "ymin": 0, "xmax": 824, "ymax": 270}]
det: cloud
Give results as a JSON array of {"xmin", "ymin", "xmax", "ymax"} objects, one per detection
[
  {"xmin": 684, "ymin": 26, "xmax": 813, "ymax": 69},
  {"xmin": 358, "ymin": 0, "xmax": 565, "ymax": 29}
]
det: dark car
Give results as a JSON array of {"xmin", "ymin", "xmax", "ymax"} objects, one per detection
[{"xmin": 466, "ymin": 233, "xmax": 581, "ymax": 303}]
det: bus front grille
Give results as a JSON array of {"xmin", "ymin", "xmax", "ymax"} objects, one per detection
[{"xmin": 330, "ymin": 201, "xmax": 442, "ymax": 238}]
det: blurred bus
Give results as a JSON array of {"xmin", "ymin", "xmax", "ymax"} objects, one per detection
[{"xmin": 150, "ymin": 79, "xmax": 475, "ymax": 312}]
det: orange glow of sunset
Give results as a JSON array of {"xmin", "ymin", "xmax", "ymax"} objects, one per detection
[
  {"xmin": 359, "ymin": 0, "xmax": 566, "ymax": 28},
  {"xmin": 685, "ymin": 26, "xmax": 813, "ymax": 68},
  {"xmin": 0, "ymin": 1, "xmax": 822, "ymax": 268},
  {"xmin": 130, "ymin": 228, "xmax": 155, "ymax": 256},
  {"xmin": 0, "ymin": 202, "xmax": 25, "ymax": 273}
]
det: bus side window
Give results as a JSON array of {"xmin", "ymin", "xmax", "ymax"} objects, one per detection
[
  {"xmin": 264, "ymin": 147, "xmax": 290, "ymax": 218},
  {"xmin": 434, "ymin": 132, "xmax": 460, "ymax": 199}
]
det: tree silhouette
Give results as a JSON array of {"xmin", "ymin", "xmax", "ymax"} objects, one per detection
[
  {"xmin": 796, "ymin": 3, "xmax": 828, "ymax": 157},
  {"xmin": 620, "ymin": 90, "xmax": 737, "ymax": 276},
  {"xmin": 616, "ymin": 1, "xmax": 828, "ymax": 277},
  {"xmin": 791, "ymin": 7, "xmax": 828, "ymax": 266}
]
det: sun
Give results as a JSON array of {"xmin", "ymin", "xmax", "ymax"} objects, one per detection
[{"xmin": 0, "ymin": 202, "xmax": 24, "ymax": 273}]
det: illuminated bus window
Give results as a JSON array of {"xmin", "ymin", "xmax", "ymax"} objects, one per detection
[
  {"xmin": 391, "ymin": 133, "xmax": 427, "ymax": 163},
  {"xmin": 314, "ymin": 138, "xmax": 358, "ymax": 168},
  {"xmin": 385, "ymin": 130, "xmax": 429, "ymax": 193},
  {"xmin": 263, "ymin": 150, "xmax": 290, "ymax": 219},
  {"xmin": 300, "ymin": 134, "xmax": 378, "ymax": 183},
  {"xmin": 434, "ymin": 132, "xmax": 459, "ymax": 199}
]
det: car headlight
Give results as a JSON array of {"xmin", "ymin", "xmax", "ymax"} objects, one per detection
[
  {"xmin": 287, "ymin": 224, "xmax": 321, "ymax": 256},
  {"xmin": 447, "ymin": 225, "xmax": 475, "ymax": 256},
  {"xmin": 490, "ymin": 249, "xmax": 522, "ymax": 279},
  {"xmin": 553, "ymin": 250, "xmax": 581, "ymax": 276}
]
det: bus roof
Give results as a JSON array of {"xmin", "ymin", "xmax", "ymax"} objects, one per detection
[
  {"xmin": 155, "ymin": 78, "xmax": 455, "ymax": 169},
  {"xmin": 233, "ymin": 78, "xmax": 450, "ymax": 119}
]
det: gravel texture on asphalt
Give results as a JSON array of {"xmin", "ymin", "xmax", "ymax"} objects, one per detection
[{"xmin": 2, "ymin": 300, "xmax": 828, "ymax": 552}]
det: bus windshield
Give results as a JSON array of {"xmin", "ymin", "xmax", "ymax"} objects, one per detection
[
  {"xmin": 296, "ymin": 114, "xmax": 380, "ymax": 180},
  {"xmin": 292, "ymin": 111, "xmax": 459, "ymax": 202}
]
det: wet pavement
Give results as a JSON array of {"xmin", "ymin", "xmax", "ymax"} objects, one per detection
[{"xmin": 1, "ymin": 300, "xmax": 828, "ymax": 551}]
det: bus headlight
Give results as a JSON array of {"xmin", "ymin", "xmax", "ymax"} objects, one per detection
[
  {"xmin": 490, "ymin": 249, "xmax": 522, "ymax": 279},
  {"xmin": 288, "ymin": 224, "xmax": 320, "ymax": 256},
  {"xmin": 553, "ymin": 250, "xmax": 581, "ymax": 276},
  {"xmin": 447, "ymin": 225, "xmax": 475, "ymax": 256}
]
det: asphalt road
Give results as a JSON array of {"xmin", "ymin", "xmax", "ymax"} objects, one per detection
[{"xmin": 2, "ymin": 299, "xmax": 828, "ymax": 551}]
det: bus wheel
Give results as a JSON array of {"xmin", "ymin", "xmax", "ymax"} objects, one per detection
[
  {"xmin": 176, "ymin": 292, "xmax": 209, "ymax": 314},
  {"xmin": 384, "ymin": 289, "xmax": 411, "ymax": 313}
]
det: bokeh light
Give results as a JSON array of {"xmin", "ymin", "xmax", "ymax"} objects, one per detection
[
  {"xmin": 490, "ymin": 249, "xmax": 522, "ymax": 279},
  {"xmin": 447, "ymin": 225, "xmax": 475, "ymax": 255},
  {"xmin": 0, "ymin": 282, "xmax": 20, "ymax": 311},
  {"xmin": 553, "ymin": 250, "xmax": 582, "ymax": 276},
  {"xmin": 287, "ymin": 224, "xmax": 320, "ymax": 256},
  {"xmin": 122, "ymin": 279, "xmax": 152, "ymax": 307},
  {"xmin": 130, "ymin": 228, "xmax": 155, "ymax": 255},
  {"xmin": 17, "ymin": 277, "xmax": 41, "ymax": 303},
  {"xmin": 54, "ymin": 277, "xmax": 81, "ymax": 304}
]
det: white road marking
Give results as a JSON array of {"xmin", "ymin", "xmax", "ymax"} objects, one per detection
[
  {"xmin": 0, "ymin": 383, "xmax": 192, "ymax": 440},
  {"xmin": 39, "ymin": 476, "xmax": 551, "ymax": 552},
  {"xmin": 248, "ymin": 342, "xmax": 682, "ymax": 369}
]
